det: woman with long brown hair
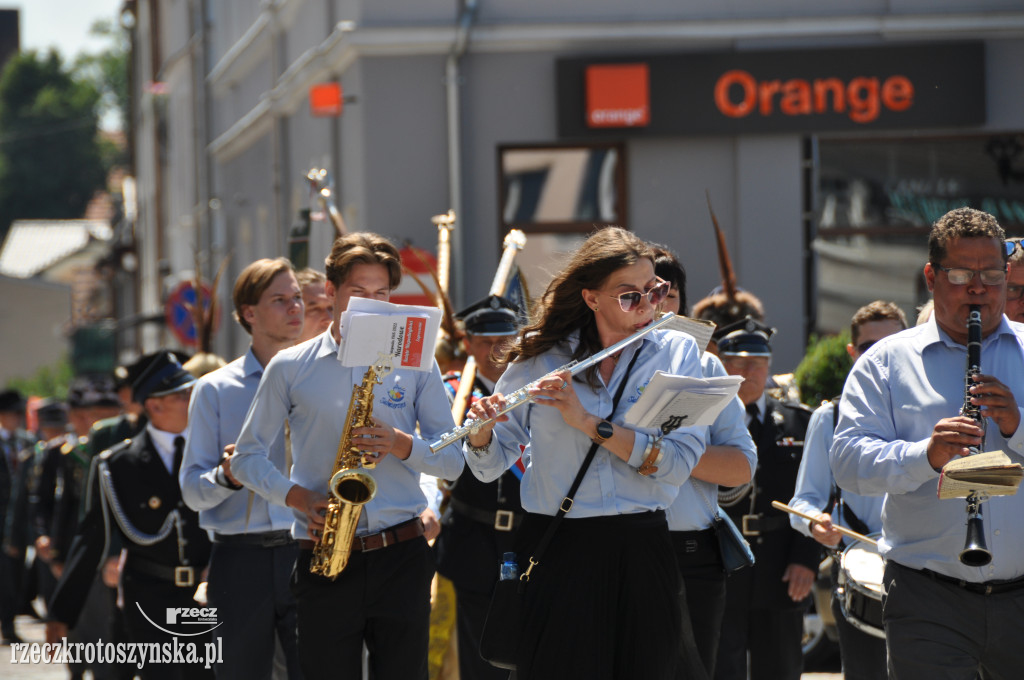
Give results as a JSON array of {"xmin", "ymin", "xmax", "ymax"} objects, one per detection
[{"xmin": 464, "ymin": 227, "xmax": 710, "ymax": 679}]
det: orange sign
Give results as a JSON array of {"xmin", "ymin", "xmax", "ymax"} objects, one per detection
[
  {"xmin": 585, "ymin": 63, "xmax": 650, "ymax": 128},
  {"xmin": 401, "ymin": 317, "xmax": 427, "ymax": 367},
  {"xmin": 310, "ymin": 83, "xmax": 343, "ymax": 117}
]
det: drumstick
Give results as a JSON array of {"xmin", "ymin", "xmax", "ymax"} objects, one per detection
[{"xmin": 771, "ymin": 501, "xmax": 878, "ymax": 547}]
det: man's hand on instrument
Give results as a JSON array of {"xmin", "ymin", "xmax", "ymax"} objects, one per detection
[
  {"xmin": 971, "ymin": 373, "xmax": 1021, "ymax": 438},
  {"xmin": 466, "ymin": 394, "xmax": 509, "ymax": 449},
  {"xmin": 529, "ymin": 370, "xmax": 587, "ymax": 429},
  {"xmin": 927, "ymin": 416, "xmax": 985, "ymax": 469},
  {"xmin": 352, "ymin": 418, "xmax": 413, "ymax": 461},
  {"xmin": 285, "ymin": 485, "xmax": 329, "ymax": 541},
  {"xmin": 809, "ymin": 512, "xmax": 842, "ymax": 548},
  {"xmin": 782, "ymin": 563, "xmax": 815, "ymax": 602}
]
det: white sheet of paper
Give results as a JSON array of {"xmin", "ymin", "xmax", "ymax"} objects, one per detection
[
  {"xmin": 624, "ymin": 371, "xmax": 743, "ymax": 431},
  {"xmin": 338, "ymin": 297, "xmax": 442, "ymax": 372}
]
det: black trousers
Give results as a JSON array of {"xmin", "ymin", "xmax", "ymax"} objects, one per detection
[
  {"xmin": 0, "ymin": 549, "xmax": 21, "ymax": 637},
  {"xmin": 121, "ymin": 568, "xmax": 216, "ymax": 680},
  {"xmin": 714, "ymin": 562, "xmax": 803, "ymax": 680},
  {"xmin": 455, "ymin": 585, "xmax": 513, "ymax": 680},
  {"xmin": 514, "ymin": 511, "xmax": 684, "ymax": 680},
  {"xmin": 673, "ymin": 529, "xmax": 727, "ymax": 678},
  {"xmin": 884, "ymin": 561, "xmax": 1024, "ymax": 680},
  {"xmin": 206, "ymin": 540, "xmax": 301, "ymax": 680},
  {"xmin": 291, "ymin": 536, "xmax": 435, "ymax": 680}
]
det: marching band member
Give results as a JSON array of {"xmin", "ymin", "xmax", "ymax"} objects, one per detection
[
  {"xmin": 653, "ymin": 248, "xmax": 757, "ymax": 678},
  {"xmin": 230, "ymin": 232, "xmax": 464, "ymax": 680},
  {"xmin": 464, "ymin": 227, "xmax": 709, "ymax": 680},
  {"xmin": 434, "ymin": 294, "xmax": 522, "ymax": 680},
  {"xmin": 788, "ymin": 300, "xmax": 906, "ymax": 680},
  {"xmin": 180, "ymin": 258, "xmax": 305, "ymax": 680},
  {"xmin": 832, "ymin": 208, "xmax": 1024, "ymax": 680}
]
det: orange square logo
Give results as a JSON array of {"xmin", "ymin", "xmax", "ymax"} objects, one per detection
[
  {"xmin": 585, "ymin": 63, "xmax": 650, "ymax": 128},
  {"xmin": 310, "ymin": 82, "xmax": 343, "ymax": 117}
]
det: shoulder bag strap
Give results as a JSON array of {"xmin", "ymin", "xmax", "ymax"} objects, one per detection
[{"xmin": 522, "ymin": 349, "xmax": 642, "ymax": 582}]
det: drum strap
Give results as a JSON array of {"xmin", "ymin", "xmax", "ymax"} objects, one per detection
[{"xmin": 828, "ymin": 398, "xmax": 872, "ymax": 541}]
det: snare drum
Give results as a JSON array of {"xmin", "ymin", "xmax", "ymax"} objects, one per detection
[{"xmin": 836, "ymin": 539, "xmax": 885, "ymax": 639}]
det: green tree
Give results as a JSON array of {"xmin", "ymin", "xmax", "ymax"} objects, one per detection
[
  {"xmin": 0, "ymin": 49, "xmax": 106, "ymax": 241},
  {"xmin": 74, "ymin": 19, "xmax": 130, "ymax": 168},
  {"xmin": 5, "ymin": 356, "xmax": 74, "ymax": 400},
  {"xmin": 794, "ymin": 332, "xmax": 853, "ymax": 407}
]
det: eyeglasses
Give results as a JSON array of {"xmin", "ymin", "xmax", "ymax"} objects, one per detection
[
  {"xmin": 932, "ymin": 264, "xmax": 1007, "ymax": 286},
  {"xmin": 855, "ymin": 340, "xmax": 876, "ymax": 354},
  {"xmin": 1008, "ymin": 284, "xmax": 1024, "ymax": 301},
  {"xmin": 608, "ymin": 279, "xmax": 670, "ymax": 312}
]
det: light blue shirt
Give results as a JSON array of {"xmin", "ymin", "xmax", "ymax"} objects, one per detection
[
  {"xmin": 231, "ymin": 328, "xmax": 465, "ymax": 539},
  {"xmin": 831, "ymin": 316, "xmax": 1024, "ymax": 582},
  {"xmin": 666, "ymin": 352, "xmax": 756, "ymax": 531},
  {"xmin": 180, "ymin": 350, "xmax": 293, "ymax": 534},
  {"xmin": 789, "ymin": 400, "xmax": 883, "ymax": 539},
  {"xmin": 464, "ymin": 329, "xmax": 709, "ymax": 517}
]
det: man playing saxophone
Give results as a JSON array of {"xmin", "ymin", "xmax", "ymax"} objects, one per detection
[
  {"xmin": 231, "ymin": 232, "xmax": 465, "ymax": 680},
  {"xmin": 831, "ymin": 208, "xmax": 1024, "ymax": 680}
]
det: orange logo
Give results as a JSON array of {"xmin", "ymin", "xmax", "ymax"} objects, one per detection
[{"xmin": 585, "ymin": 63, "xmax": 650, "ymax": 128}]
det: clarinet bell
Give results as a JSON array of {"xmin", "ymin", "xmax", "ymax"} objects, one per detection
[{"xmin": 959, "ymin": 515, "xmax": 992, "ymax": 567}]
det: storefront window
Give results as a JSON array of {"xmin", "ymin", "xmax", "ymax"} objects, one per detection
[
  {"xmin": 498, "ymin": 142, "xmax": 627, "ymax": 296},
  {"xmin": 812, "ymin": 134, "xmax": 1024, "ymax": 333}
]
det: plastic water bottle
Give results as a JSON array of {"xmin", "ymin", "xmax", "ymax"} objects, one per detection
[{"xmin": 499, "ymin": 552, "xmax": 519, "ymax": 580}]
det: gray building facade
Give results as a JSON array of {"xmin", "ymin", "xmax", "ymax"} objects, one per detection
[{"xmin": 126, "ymin": 0, "xmax": 1024, "ymax": 371}]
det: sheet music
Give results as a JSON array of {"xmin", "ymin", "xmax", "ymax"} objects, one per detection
[
  {"xmin": 338, "ymin": 297, "xmax": 442, "ymax": 372},
  {"xmin": 661, "ymin": 315, "xmax": 716, "ymax": 355},
  {"xmin": 624, "ymin": 371, "xmax": 742, "ymax": 431},
  {"xmin": 937, "ymin": 450, "xmax": 1023, "ymax": 499}
]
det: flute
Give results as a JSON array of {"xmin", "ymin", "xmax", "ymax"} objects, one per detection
[{"xmin": 429, "ymin": 312, "xmax": 677, "ymax": 452}]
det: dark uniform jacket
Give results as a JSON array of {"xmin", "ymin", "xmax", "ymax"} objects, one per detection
[
  {"xmin": 723, "ymin": 395, "xmax": 819, "ymax": 611},
  {"xmin": 1, "ymin": 429, "xmax": 35, "ymax": 545},
  {"xmin": 48, "ymin": 429, "xmax": 211, "ymax": 628},
  {"xmin": 434, "ymin": 371, "xmax": 524, "ymax": 595}
]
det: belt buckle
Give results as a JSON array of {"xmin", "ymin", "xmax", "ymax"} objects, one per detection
[
  {"xmin": 741, "ymin": 515, "xmax": 760, "ymax": 537},
  {"xmin": 174, "ymin": 566, "xmax": 195, "ymax": 588},
  {"xmin": 494, "ymin": 510, "xmax": 515, "ymax": 532}
]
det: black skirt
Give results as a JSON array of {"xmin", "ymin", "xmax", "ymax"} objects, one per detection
[{"xmin": 513, "ymin": 510, "xmax": 684, "ymax": 680}]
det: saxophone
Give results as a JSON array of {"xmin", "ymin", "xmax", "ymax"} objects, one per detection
[{"xmin": 310, "ymin": 353, "xmax": 394, "ymax": 579}]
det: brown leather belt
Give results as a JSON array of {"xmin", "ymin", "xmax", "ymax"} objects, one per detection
[{"xmin": 297, "ymin": 517, "xmax": 424, "ymax": 553}]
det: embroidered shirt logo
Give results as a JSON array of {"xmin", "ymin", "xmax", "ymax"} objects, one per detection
[
  {"xmin": 381, "ymin": 384, "xmax": 407, "ymax": 409},
  {"xmin": 627, "ymin": 381, "xmax": 649, "ymax": 404}
]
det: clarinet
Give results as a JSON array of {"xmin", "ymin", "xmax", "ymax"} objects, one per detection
[
  {"xmin": 958, "ymin": 304, "xmax": 992, "ymax": 567},
  {"xmin": 429, "ymin": 312, "xmax": 677, "ymax": 452}
]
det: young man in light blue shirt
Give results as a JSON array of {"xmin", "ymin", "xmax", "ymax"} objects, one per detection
[
  {"xmin": 180, "ymin": 257, "xmax": 305, "ymax": 680},
  {"xmin": 231, "ymin": 233, "xmax": 464, "ymax": 680},
  {"xmin": 789, "ymin": 299, "xmax": 905, "ymax": 680}
]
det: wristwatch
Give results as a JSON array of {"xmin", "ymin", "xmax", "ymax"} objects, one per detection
[{"xmin": 592, "ymin": 419, "xmax": 614, "ymax": 444}]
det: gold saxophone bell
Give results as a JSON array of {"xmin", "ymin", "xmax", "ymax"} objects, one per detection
[{"xmin": 310, "ymin": 354, "xmax": 392, "ymax": 580}]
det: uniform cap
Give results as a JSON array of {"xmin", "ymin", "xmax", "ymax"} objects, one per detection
[
  {"xmin": 713, "ymin": 316, "xmax": 775, "ymax": 357},
  {"xmin": 132, "ymin": 352, "xmax": 197, "ymax": 403},
  {"xmin": 67, "ymin": 375, "xmax": 120, "ymax": 409},
  {"xmin": 455, "ymin": 295, "xmax": 519, "ymax": 337},
  {"xmin": 0, "ymin": 389, "xmax": 25, "ymax": 413}
]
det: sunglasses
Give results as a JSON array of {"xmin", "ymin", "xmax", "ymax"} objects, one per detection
[
  {"xmin": 855, "ymin": 340, "xmax": 877, "ymax": 354},
  {"xmin": 607, "ymin": 279, "xmax": 670, "ymax": 312},
  {"xmin": 932, "ymin": 264, "xmax": 1007, "ymax": 286}
]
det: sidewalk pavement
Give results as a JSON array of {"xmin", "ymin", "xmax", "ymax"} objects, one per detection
[{"xmin": 3, "ymin": 615, "xmax": 66, "ymax": 680}]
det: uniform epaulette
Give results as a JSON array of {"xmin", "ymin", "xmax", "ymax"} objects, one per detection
[
  {"xmin": 90, "ymin": 416, "xmax": 122, "ymax": 434},
  {"xmin": 99, "ymin": 439, "xmax": 132, "ymax": 460}
]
